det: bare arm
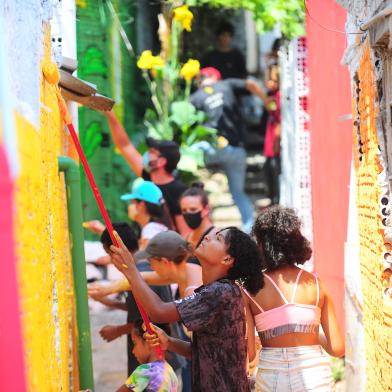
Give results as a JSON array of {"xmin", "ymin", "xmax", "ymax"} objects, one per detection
[
  {"xmin": 245, "ymin": 79, "xmax": 270, "ymax": 107},
  {"xmin": 243, "ymin": 296, "xmax": 256, "ymax": 362},
  {"xmin": 141, "ymin": 271, "xmax": 172, "ymax": 286},
  {"xmin": 105, "ymin": 111, "xmax": 143, "ymax": 176},
  {"xmin": 319, "ymin": 280, "xmax": 345, "ymax": 357},
  {"xmin": 100, "ymin": 323, "xmax": 134, "ymax": 342},
  {"xmin": 88, "ymin": 270, "xmax": 172, "ymax": 299},
  {"xmin": 167, "ymin": 336, "xmax": 192, "ymax": 359},
  {"xmin": 110, "ymin": 231, "xmax": 181, "ymax": 323},
  {"xmin": 88, "ymin": 279, "xmax": 130, "ymax": 297},
  {"xmin": 240, "ymin": 290, "xmax": 256, "ymax": 362}
]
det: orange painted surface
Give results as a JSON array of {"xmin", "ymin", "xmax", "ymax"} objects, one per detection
[
  {"xmin": 306, "ymin": 0, "xmax": 352, "ymax": 328},
  {"xmin": 355, "ymin": 44, "xmax": 392, "ymax": 391}
]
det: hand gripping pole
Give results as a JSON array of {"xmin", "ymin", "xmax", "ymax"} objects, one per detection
[{"xmin": 43, "ymin": 62, "xmax": 163, "ymax": 359}]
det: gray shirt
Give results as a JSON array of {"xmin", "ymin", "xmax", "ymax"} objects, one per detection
[{"xmin": 175, "ymin": 279, "xmax": 250, "ymax": 392}]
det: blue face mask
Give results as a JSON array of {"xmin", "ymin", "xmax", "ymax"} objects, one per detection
[
  {"xmin": 142, "ymin": 152, "xmax": 151, "ymax": 173},
  {"xmin": 143, "ymin": 151, "xmax": 160, "ymax": 173}
]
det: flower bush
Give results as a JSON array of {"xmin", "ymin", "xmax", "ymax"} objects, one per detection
[{"xmin": 138, "ymin": 5, "xmax": 216, "ymax": 173}]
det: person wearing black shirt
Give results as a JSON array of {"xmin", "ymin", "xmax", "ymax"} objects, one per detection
[
  {"xmin": 104, "ymin": 111, "xmax": 188, "ymax": 235},
  {"xmin": 190, "ymin": 67, "xmax": 271, "ymax": 232},
  {"xmin": 201, "ymin": 21, "xmax": 247, "ymax": 80}
]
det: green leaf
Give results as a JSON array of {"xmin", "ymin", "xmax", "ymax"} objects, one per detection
[
  {"xmin": 178, "ymin": 146, "xmax": 205, "ymax": 171},
  {"xmin": 170, "ymin": 101, "xmax": 198, "ymax": 127},
  {"xmin": 179, "ymin": 0, "xmax": 305, "ymax": 39},
  {"xmin": 145, "ymin": 108, "xmax": 158, "ymax": 123},
  {"xmin": 184, "ymin": 125, "xmax": 217, "ymax": 145}
]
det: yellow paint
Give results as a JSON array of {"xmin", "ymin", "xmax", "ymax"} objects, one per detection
[
  {"xmin": 355, "ymin": 43, "xmax": 392, "ymax": 391},
  {"xmin": 76, "ymin": 0, "xmax": 87, "ymax": 8},
  {"xmin": 14, "ymin": 24, "xmax": 76, "ymax": 391},
  {"xmin": 42, "ymin": 61, "xmax": 60, "ymax": 85}
]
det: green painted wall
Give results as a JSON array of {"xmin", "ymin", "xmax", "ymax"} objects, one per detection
[{"xmin": 76, "ymin": 0, "xmax": 145, "ymax": 238}]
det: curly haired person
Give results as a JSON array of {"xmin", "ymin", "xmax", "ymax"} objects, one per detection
[{"xmin": 243, "ymin": 206, "xmax": 344, "ymax": 392}]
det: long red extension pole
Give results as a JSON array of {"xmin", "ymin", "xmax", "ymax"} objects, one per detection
[{"xmin": 55, "ymin": 90, "xmax": 163, "ymax": 359}]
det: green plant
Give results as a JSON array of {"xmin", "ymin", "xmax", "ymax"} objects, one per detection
[
  {"xmin": 137, "ymin": 5, "xmax": 217, "ymax": 173},
  {"xmin": 182, "ymin": 0, "xmax": 305, "ymax": 39},
  {"xmin": 330, "ymin": 357, "xmax": 345, "ymax": 383}
]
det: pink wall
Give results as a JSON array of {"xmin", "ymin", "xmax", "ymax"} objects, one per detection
[
  {"xmin": 307, "ymin": 0, "xmax": 352, "ymax": 327},
  {"xmin": 0, "ymin": 145, "xmax": 26, "ymax": 391}
]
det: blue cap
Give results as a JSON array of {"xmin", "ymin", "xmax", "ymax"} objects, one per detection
[{"xmin": 121, "ymin": 180, "xmax": 163, "ymax": 205}]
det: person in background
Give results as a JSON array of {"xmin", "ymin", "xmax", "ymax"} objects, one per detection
[
  {"xmin": 264, "ymin": 38, "xmax": 283, "ymax": 68},
  {"xmin": 179, "ymin": 182, "xmax": 214, "ymax": 249},
  {"xmin": 115, "ymin": 320, "xmax": 178, "ymax": 392},
  {"xmin": 109, "ymin": 227, "xmax": 265, "ymax": 391},
  {"xmin": 201, "ymin": 21, "xmax": 247, "ymax": 80},
  {"xmin": 244, "ymin": 206, "xmax": 345, "ymax": 391},
  {"xmin": 89, "ymin": 231, "xmax": 202, "ymax": 306},
  {"xmin": 121, "ymin": 180, "xmax": 171, "ymax": 249},
  {"xmin": 84, "ymin": 180, "xmax": 170, "ymax": 250},
  {"xmin": 104, "ymin": 110, "xmax": 189, "ymax": 235},
  {"xmin": 263, "ymin": 63, "xmax": 281, "ymax": 205},
  {"xmin": 190, "ymin": 67, "xmax": 271, "ymax": 232}
]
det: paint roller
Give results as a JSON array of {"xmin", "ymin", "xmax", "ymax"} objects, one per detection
[
  {"xmin": 57, "ymin": 55, "xmax": 115, "ymax": 112},
  {"xmin": 42, "ymin": 61, "xmax": 163, "ymax": 359}
]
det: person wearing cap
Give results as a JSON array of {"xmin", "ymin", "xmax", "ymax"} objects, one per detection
[
  {"xmin": 190, "ymin": 67, "xmax": 271, "ymax": 233},
  {"xmin": 89, "ymin": 230, "xmax": 202, "ymax": 302},
  {"xmin": 104, "ymin": 110, "xmax": 189, "ymax": 235},
  {"xmin": 121, "ymin": 180, "xmax": 171, "ymax": 250},
  {"xmin": 109, "ymin": 226, "xmax": 265, "ymax": 392},
  {"xmin": 83, "ymin": 180, "xmax": 171, "ymax": 250}
]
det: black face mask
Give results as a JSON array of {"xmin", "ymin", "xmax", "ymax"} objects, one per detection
[{"xmin": 183, "ymin": 211, "xmax": 203, "ymax": 229}]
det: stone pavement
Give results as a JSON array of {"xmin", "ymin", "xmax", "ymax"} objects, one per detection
[{"xmin": 90, "ymin": 307, "xmax": 128, "ymax": 391}]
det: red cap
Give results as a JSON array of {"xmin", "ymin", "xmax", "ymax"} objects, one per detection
[{"xmin": 199, "ymin": 67, "xmax": 222, "ymax": 80}]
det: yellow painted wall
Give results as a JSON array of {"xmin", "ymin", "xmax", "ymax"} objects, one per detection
[
  {"xmin": 14, "ymin": 25, "xmax": 76, "ymax": 391},
  {"xmin": 355, "ymin": 43, "xmax": 392, "ymax": 391}
]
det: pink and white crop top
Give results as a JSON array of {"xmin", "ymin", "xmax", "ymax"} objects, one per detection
[{"xmin": 245, "ymin": 269, "xmax": 321, "ymax": 340}]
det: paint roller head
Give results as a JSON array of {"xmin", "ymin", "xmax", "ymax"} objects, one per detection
[{"xmin": 42, "ymin": 62, "xmax": 60, "ymax": 85}]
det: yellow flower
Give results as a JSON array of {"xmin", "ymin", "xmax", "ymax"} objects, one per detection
[
  {"xmin": 76, "ymin": 0, "xmax": 87, "ymax": 7},
  {"xmin": 173, "ymin": 5, "xmax": 193, "ymax": 32},
  {"xmin": 151, "ymin": 56, "xmax": 165, "ymax": 69},
  {"xmin": 137, "ymin": 50, "xmax": 165, "ymax": 70},
  {"xmin": 180, "ymin": 59, "xmax": 200, "ymax": 81}
]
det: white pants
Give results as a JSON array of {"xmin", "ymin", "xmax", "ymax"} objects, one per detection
[{"xmin": 255, "ymin": 345, "xmax": 334, "ymax": 392}]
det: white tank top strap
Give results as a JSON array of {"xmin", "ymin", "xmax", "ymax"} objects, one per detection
[
  {"xmin": 290, "ymin": 268, "xmax": 304, "ymax": 303},
  {"xmin": 263, "ymin": 273, "xmax": 289, "ymax": 304},
  {"xmin": 241, "ymin": 287, "xmax": 264, "ymax": 313},
  {"xmin": 314, "ymin": 273, "xmax": 320, "ymax": 306}
]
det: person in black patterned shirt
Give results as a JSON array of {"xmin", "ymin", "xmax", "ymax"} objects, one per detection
[{"xmin": 109, "ymin": 227, "xmax": 266, "ymax": 392}]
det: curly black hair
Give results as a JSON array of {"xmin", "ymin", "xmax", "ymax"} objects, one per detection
[
  {"xmin": 222, "ymin": 227, "xmax": 265, "ymax": 295},
  {"xmin": 100, "ymin": 222, "xmax": 138, "ymax": 253},
  {"xmin": 251, "ymin": 206, "xmax": 312, "ymax": 271}
]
